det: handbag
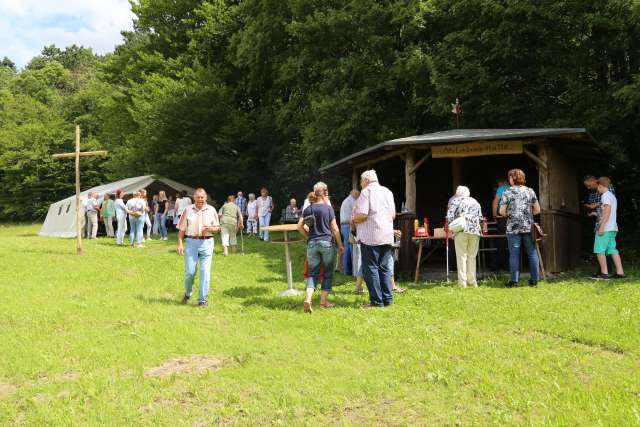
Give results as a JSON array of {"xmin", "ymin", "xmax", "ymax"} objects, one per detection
[
  {"xmin": 531, "ymin": 222, "xmax": 546, "ymax": 242},
  {"xmin": 449, "ymin": 215, "xmax": 466, "ymax": 233},
  {"xmin": 528, "ymin": 187, "xmax": 546, "ymax": 242},
  {"xmin": 303, "ymin": 204, "xmax": 316, "ymax": 228}
]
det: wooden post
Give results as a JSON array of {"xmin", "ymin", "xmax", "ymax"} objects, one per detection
[
  {"xmin": 75, "ymin": 126, "xmax": 82, "ymax": 255},
  {"xmin": 451, "ymin": 158, "xmax": 464, "ymax": 193},
  {"xmin": 404, "ymin": 149, "xmax": 416, "ymax": 212},
  {"xmin": 538, "ymin": 143, "xmax": 550, "ymax": 210},
  {"xmin": 52, "ymin": 125, "xmax": 108, "ymax": 255},
  {"xmin": 352, "ymin": 169, "xmax": 358, "ymax": 190},
  {"xmin": 537, "ymin": 142, "xmax": 552, "ymax": 272}
]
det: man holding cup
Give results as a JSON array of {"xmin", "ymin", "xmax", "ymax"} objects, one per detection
[{"xmin": 177, "ymin": 188, "xmax": 220, "ymax": 307}]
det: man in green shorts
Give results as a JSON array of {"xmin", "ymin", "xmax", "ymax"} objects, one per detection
[{"xmin": 591, "ymin": 177, "xmax": 625, "ymax": 280}]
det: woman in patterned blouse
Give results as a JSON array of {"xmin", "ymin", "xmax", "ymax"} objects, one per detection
[
  {"xmin": 499, "ymin": 169, "xmax": 542, "ymax": 287},
  {"xmin": 446, "ymin": 186, "xmax": 486, "ymax": 287}
]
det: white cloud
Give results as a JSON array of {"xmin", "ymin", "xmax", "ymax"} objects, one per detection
[{"xmin": 0, "ymin": 0, "xmax": 135, "ymax": 68}]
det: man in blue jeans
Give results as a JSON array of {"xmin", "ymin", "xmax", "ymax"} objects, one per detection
[
  {"xmin": 352, "ymin": 170, "xmax": 396, "ymax": 308},
  {"xmin": 339, "ymin": 189, "xmax": 359, "ymax": 275},
  {"xmin": 298, "ymin": 182, "xmax": 344, "ymax": 313},
  {"xmin": 177, "ymin": 188, "xmax": 220, "ymax": 307}
]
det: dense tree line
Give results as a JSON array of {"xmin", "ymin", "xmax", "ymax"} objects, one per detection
[{"xmin": 1, "ymin": 0, "xmax": 639, "ymax": 232}]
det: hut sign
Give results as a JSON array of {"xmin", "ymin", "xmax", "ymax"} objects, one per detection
[{"xmin": 432, "ymin": 141, "xmax": 523, "ymax": 158}]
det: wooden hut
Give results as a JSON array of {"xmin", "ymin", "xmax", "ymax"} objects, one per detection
[{"xmin": 320, "ymin": 128, "xmax": 597, "ymax": 275}]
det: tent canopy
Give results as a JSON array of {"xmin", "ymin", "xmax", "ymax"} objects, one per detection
[{"xmin": 39, "ymin": 175, "xmax": 200, "ymax": 238}]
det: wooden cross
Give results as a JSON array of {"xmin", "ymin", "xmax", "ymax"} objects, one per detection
[{"xmin": 52, "ymin": 125, "xmax": 108, "ymax": 255}]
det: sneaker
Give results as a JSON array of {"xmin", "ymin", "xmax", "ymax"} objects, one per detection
[
  {"xmin": 613, "ymin": 274, "xmax": 627, "ymax": 279},
  {"xmin": 198, "ymin": 301, "xmax": 208, "ymax": 308},
  {"xmin": 591, "ymin": 272, "xmax": 610, "ymax": 280},
  {"xmin": 528, "ymin": 280, "xmax": 538, "ymax": 287},
  {"xmin": 181, "ymin": 295, "xmax": 190, "ymax": 305},
  {"xmin": 505, "ymin": 281, "xmax": 517, "ymax": 288}
]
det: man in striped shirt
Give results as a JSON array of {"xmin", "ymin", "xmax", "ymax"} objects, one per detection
[
  {"xmin": 177, "ymin": 188, "xmax": 220, "ymax": 307},
  {"xmin": 352, "ymin": 170, "xmax": 396, "ymax": 308}
]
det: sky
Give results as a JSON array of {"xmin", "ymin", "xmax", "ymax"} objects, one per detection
[{"xmin": 0, "ymin": 0, "xmax": 135, "ymax": 69}]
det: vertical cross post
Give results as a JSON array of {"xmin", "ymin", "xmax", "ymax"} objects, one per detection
[
  {"xmin": 52, "ymin": 125, "xmax": 108, "ymax": 255},
  {"xmin": 74, "ymin": 125, "xmax": 82, "ymax": 255}
]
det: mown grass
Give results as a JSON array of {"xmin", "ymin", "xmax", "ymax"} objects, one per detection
[{"xmin": 0, "ymin": 224, "xmax": 639, "ymax": 426}]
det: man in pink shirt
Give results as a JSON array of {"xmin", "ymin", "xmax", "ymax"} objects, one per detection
[
  {"xmin": 352, "ymin": 170, "xmax": 396, "ymax": 307},
  {"xmin": 177, "ymin": 188, "xmax": 220, "ymax": 307}
]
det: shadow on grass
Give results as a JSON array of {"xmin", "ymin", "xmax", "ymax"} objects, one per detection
[
  {"xmin": 223, "ymin": 286, "xmax": 269, "ymax": 298},
  {"xmin": 241, "ymin": 294, "xmax": 364, "ymax": 311},
  {"xmin": 136, "ymin": 295, "xmax": 182, "ymax": 306},
  {"xmin": 19, "ymin": 248, "xmax": 76, "ymax": 256}
]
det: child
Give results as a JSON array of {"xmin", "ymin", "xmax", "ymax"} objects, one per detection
[
  {"xmin": 246, "ymin": 193, "xmax": 258, "ymax": 237},
  {"xmin": 592, "ymin": 177, "xmax": 625, "ymax": 279}
]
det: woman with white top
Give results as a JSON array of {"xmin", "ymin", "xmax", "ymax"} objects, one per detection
[
  {"xmin": 257, "ymin": 187, "xmax": 274, "ymax": 241},
  {"xmin": 246, "ymin": 193, "xmax": 258, "ymax": 237},
  {"xmin": 446, "ymin": 185, "xmax": 487, "ymax": 288},
  {"xmin": 114, "ymin": 189, "xmax": 128, "ymax": 245},
  {"xmin": 126, "ymin": 191, "xmax": 146, "ymax": 248}
]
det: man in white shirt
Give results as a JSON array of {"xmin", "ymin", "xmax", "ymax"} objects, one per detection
[
  {"xmin": 173, "ymin": 191, "xmax": 191, "ymax": 226},
  {"xmin": 85, "ymin": 193, "xmax": 100, "ymax": 239},
  {"xmin": 352, "ymin": 170, "xmax": 396, "ymax": 308},
  {"xmin": 592, "ymin": 177, "xmax": 625, "ymax": 279}
]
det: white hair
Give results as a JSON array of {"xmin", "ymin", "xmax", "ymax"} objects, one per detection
[
  {"xmin": 361, "ymin": 170, "xmax": 378, "ymax": 183},
  {"xmin": 313, "ymin": 181, "xmax": 328, "ymax": 194},
  {"xmin": 455, "ymin": 185, "xmax": 470, "ymax": 198}
]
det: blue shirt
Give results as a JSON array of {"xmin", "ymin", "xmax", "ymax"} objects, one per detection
[
  {"xmin": 303, "ymin": 203, "xmax": 335, "ymax": 243},
  {"xmin": 235, "ymin": 196, "xmax": 247, "ymax": 215},
  {"xmin": 495, "ymin": 184, "xmax": 510, "ymax": 207}
]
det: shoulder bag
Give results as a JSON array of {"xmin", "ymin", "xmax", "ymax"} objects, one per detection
[{"xmin": 528, "ymin": 187, "xmax": 546, "ymax": 242}]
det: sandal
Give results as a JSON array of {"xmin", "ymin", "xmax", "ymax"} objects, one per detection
[
  {"xmin": 393, "ymin": 287, "xmax": 406, "ymax": 294},
  {"xmin": 303, "ymin": 301, "xmax": 313, "ymax": 313}
]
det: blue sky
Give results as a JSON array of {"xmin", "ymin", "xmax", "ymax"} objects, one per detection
[{"xmin": 0, "ymin": 0, "xmax": 135, "ymax": 68}]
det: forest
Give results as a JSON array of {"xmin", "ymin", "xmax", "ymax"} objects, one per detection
[{"xmin": 1, "ymin": 0, "xmax": 639, "ymax": 233}]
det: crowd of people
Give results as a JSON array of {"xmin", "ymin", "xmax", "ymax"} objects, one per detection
[{"xmin": 78, "ymin": 167, "xmax": 625, "ymax": 310}]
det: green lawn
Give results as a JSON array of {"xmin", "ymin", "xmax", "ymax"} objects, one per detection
[{"xmin": 0, "ymin": 224, "xmax": 639, "ymax": 426}]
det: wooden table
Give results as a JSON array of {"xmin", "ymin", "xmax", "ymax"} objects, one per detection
[
  {"xmin": 260, "ymin": 224, "xmax": 304, "ymax": 296},
  {"xmin": 412, "ymin": 234, "xmax": 506, "ymax": 283}
]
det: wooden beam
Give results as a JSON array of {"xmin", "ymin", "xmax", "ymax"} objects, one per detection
[
  {"xmin": 404, "ymin": 149, "xmax": 417, "ymax": 212},
  {"xmin": 351, "ymin": 169, "xmax": 358, "ymax": 190},
  {"xmin": 352, "ymin": 149, "xmax": 404, "ymax": 169},
  {"xmin": 538, "ymin": 143, "xmax": 551, "ymax": 210},
  {"xmin": 53, "ymin": 150, "xmax": 108, "ymax": 159},
  {"xmin": 409, "ymin": 151, "xmax": 431, "ymax": 175},
  {"xmin": 523, "ymin": 147, "xmax": 548, "ymax": 170}
]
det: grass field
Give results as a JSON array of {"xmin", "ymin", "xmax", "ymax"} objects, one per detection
[{"xmin": 0, "ymin": 224, "xmax": 639, "ymax": 426}]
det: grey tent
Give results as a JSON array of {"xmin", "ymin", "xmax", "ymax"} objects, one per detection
[{"xmin": 39, "ymin": 175, "xmax": 199, "ymax": 238}]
